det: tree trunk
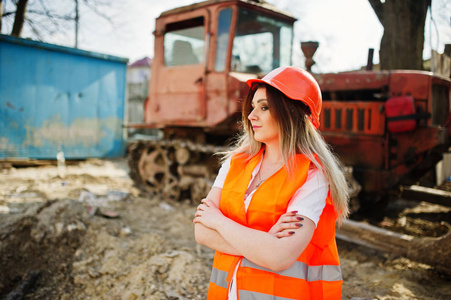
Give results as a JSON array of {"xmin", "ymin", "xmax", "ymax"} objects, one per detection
[
  {"xmin": 369, "ymin": 0, "xmax": 431, "ymax": 70},
  {"xmin": 11, "ymin": 0, "xmax": 28, "ymax": 37}
]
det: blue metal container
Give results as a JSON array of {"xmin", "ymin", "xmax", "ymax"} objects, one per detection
[{"xmin": 0, "ymin": 34, "xmax": 128, "ymax": 159}]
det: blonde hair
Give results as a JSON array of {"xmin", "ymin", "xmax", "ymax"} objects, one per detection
[{"xmin": 221, "ymin": 84, "xmax": 350, "ymax": 222}]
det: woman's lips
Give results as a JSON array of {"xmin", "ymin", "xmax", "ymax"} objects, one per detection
[{"xmin": 252, "ymin": 126, "xmax": 261, "ymax": 130}]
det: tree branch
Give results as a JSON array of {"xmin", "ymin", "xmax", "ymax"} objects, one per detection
[
  {"xmin": 27, "ymin": 10, "xmax": 73, "ymax": 20},
  {"xmin": 26, "ymin": 18, "xmax": 43, "ymax": 41},
  {"xmin": 38, "ymin": 0, "xmax": 59, "ymax": 28},
  {"xmin": 82, "ymin": 0, "xmax": 114, "ymax": 26},
  {"xmin": 2, "ymin": 11, "xmax": 16, "ymax": 17}
]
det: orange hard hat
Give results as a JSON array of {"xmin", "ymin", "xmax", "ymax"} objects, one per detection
[{"xmin": 247, "ymin": 66, "xmax": 322, "ymax": 128}]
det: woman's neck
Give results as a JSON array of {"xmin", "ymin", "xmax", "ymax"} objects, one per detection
[{"xmin": 262, "ymin": 143, "xmax": 284, "ymax": 165}]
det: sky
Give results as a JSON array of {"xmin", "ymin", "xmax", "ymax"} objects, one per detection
[{"xmin": 2, "ymin": 0, "xmax": 450, "ymax": 73}]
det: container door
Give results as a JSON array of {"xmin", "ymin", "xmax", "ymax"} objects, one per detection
[{"xmin": 154, "ymin": 11, "xmax": 208, "ymax": 123}]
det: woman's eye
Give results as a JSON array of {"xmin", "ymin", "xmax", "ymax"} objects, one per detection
[{"xmin": 261, "ymin": 106, "xmax": 269, "ymax": 111}]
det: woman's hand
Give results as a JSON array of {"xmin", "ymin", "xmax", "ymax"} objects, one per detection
[
  {"xmin": 193, "ymin": 198, "xmax": 227, "ymax": 230},
  {"xmin": 268, "ymin": 211, "xmax": 304, "ymax": 238}
]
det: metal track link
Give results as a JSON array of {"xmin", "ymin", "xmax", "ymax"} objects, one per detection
[{"xmin": 127, "ymin": 139, "xmax": 229, "ymax": 203}]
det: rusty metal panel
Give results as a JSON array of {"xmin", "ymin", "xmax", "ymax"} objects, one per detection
[
  {"xmin": 320, "ymin": 101, "xmax": 385, "ymax": 135},
  {"xmin": 323, "ymin": 134, "xmax": 386, "ymax": 169},
  {"xmin": 388, "ymin": 127, "xmax": 445, "ymax": 169},
  {"xmin": 0, "ymin": 34, "xmax": 128, "ymax": 159},
  {"xmin": 315, "ymin": 71, "xmax": 390, "ymax": 92},
  {"xmin": 388, "ymin": 71, "xmax": 431, "ymax": 99},
  {"xmin": 146, "ymin": 8, "xmax": 208, "ymax": 126},
  {"xmin": 154, "ymin": 67, "xmax": 206, "ymax": 123}
]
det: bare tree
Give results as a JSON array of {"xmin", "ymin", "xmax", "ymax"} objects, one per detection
[
  {"xmin": 369, "ymin": 0, "xmax": 431, "ymax": 70},
  {"xmin": 1, "ymin": 0, "xmax": 118, "ymax": 48}
]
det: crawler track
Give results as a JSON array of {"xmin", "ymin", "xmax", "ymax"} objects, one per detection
[{"xmin": 127, "ymin": 139, "xmax": 227, "ymax": 203}]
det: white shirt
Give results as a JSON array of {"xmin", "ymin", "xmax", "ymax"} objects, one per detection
[
  {"xmin": 213, "ymin": 156, "xmax": 328, "ymax": 226},
  {"xmin": 212, "ymin": 155, "xmax": 329, "ymax": 300}
]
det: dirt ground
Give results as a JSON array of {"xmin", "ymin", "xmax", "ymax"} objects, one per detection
[{"xmin": 0, "ymin": 158, "xmax": 450, "ymax": 300}]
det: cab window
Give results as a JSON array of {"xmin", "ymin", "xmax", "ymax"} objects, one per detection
[
  {"xmin": 232, "ymin": 9, "xmax": 292, "ymax": 74},
  {"xmin": 164, "ymin": 17, "xmax": 205, "ymax": 66},
  {"xmin": 215, "ymin": 8, "xmax": 233, "ymax": 72}
]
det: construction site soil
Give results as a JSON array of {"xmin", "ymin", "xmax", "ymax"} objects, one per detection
[{"xmin": 0, "ymin": 158, "xmax": 450, "ymax": 300}]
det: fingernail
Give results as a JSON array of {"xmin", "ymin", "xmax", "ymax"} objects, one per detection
[
  {"xmin": 297, "ymin": 217, "xmax": 304, "ymax": 221},
  {"xmin": 290, "ymin": 210, "xmax": 298, "ymax": 214},
  {"xmin": 296, "ymin": 223, "xmax": 303, "ymax": 227},
  {"xmin": 289, "ymin": 231, "xmax": 295, "ymax": 235}
]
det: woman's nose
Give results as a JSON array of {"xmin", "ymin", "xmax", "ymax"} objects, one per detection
[{"xmin": 248, "ymin": 108, "xmax": 257, "ymax": 121}]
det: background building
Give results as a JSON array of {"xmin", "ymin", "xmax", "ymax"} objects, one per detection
[{"xmin": 127, "ymin": 57, "xmax": 152, "ymax": 124}]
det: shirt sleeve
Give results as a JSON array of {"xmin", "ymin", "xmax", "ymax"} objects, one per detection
[
  {"xmin": 287, "ymin": 166, "xmax": 329, "ymax": 227},
  {"xmin": 212, "ymin": 156, "xmax": 232, "ymax": 188}
]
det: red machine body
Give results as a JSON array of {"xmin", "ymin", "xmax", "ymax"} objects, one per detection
[
  {"xmin": 137, "ymin": 0, "xmax": 296, "ymax": 139},
  {"xmin": 130, "ymin": 0, "xmax": 451, "ymax": 199},
  {"xmin": 316, "ymin": 71, "xmax": 451, "ymax": 195},
  {"xmin": 385, "ymin": 96, "xmax": 416, "ymax": 133}
]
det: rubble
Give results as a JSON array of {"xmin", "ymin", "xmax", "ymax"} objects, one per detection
[{"xmin": 0, "ymin": 159, "xmax": 450, "ymax": 299}]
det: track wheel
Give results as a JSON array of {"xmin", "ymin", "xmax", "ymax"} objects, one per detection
[
  {"xmin": 162, "ymin": 175, "xmax": 181, "ymax": 201},
  {"xmin": 138, "ymin": 146, "xmax": 170, "ymax": 194},
  {"xmin": 190, "ymin": 178, "xmax": 212, "ymax": 204}
]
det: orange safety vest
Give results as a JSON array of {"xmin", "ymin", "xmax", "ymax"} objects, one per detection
[{"xmin": 207, "ymin": 149, "xmax": 342, "ymax": 300}]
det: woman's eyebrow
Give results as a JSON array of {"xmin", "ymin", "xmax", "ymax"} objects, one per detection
[{"xmin": 252, "ymin": 99, "xmax": 268, "ymax": 106}]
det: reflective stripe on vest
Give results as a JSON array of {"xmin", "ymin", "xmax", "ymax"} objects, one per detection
[
  {"xmin": 210, "ymin": 267, "xmax": 229, "ymax": 289},
  {"xmin": 209, "ymin": 260, "xmax": 343, "ymax": 296},
  {"xmin": 241, "ymin": 258, "xmax": 342, "ymax": 282},
  {"xmin": 208, "ymin": 150, "xmax": 343, "ymax": 299},
  {"xmin": 239, "ymin": 290, "xmax": 295, "ymax": 300}
]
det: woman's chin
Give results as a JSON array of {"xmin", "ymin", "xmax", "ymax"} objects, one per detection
[{"xmin": 253, "ymin": 136, "xmax": 264, "ymax": 143}]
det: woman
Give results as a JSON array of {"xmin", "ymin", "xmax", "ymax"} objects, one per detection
[{"xmin": 193, "ymin": 66, "xmax": 349, "ymax": 299}]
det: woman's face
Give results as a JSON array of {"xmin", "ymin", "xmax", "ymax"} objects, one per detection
[{"xmin": 248, "ymin": 87, "xmax": 279, "ymax": 145}]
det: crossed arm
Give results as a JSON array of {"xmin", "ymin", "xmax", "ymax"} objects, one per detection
[{"xmin": 193, "ymin": 187, "xmax": 316, "ymax": 272}]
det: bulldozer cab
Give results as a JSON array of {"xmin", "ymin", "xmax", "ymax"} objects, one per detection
[
  {"xmin": 145, "ymin": 0, "xmax": 296, "ymax": 131},
  {"xmin": 230, "ymin": 8, "xmax": 294, "ymax": 74}
]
